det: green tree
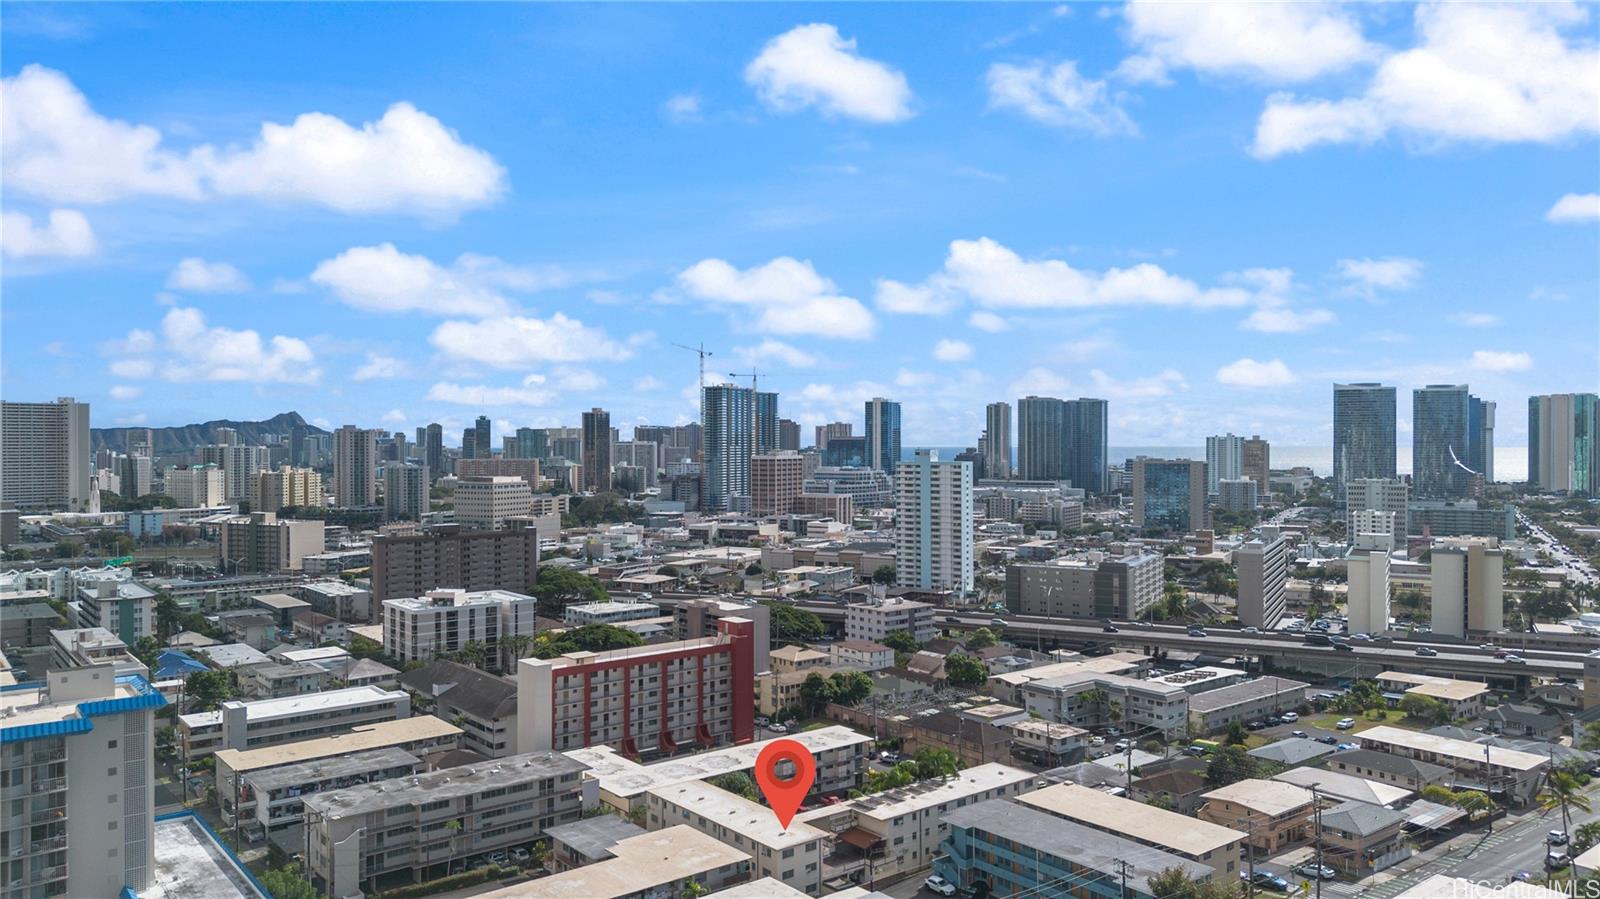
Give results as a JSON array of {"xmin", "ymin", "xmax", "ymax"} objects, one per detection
[
  {"xmin": 913, "ymin": 747, "xmax": 962, "ymax": 779},
  {"xmin": 1205, "ymin": 744, "xmax": 1260, "ymax": 788},
  {"xmin": 259, "ymin": 864, "xmax": 319, "ymax": 899},
  {"xmin": 744, "ymin": 562, "xmax": 763, "ymax": 576},
  {"xmin": 1420, "ymin": 784, "xmax": 1457, "ymax": 805},
  {"xmin": 456, "ymin": 640, "xmax": 488, "ymax": 670},
  {"xmin": 882, "ymin": 630, "xmax": 921, "ymax": 654},
  {"xmin": 871, "ymin": 565, "xmax": 896, "ymax": 585},
  {"xmin": 1399, "ymin": 694, "xmax": 1451, "ymax": 725},
  {"xmin": 532, "ymin": 624, "xmax": 644, "ymax": 659},
  {"xmin": 155, "ymin": 593, "xmax": 183, "ymax": 640},
  {"xmin": 799, "ymin": 672, "xmax": 836, "ymax": 716},
  {"xmin": 500, "ymin": 633, "xmax": 535, "ymax": 671},
  {"xmin": 944, "ymin": 653, "xmax": 989, "ymax": 688},
  {"xmin": 532, "ymin": 567, "xmax": 610, "ymax": 618},
  {"xmin": 1574, "ymin": 821, "xmax": 1600, "ymax": 854},
  {"xmin": 707, "ymin": 772, "xmax": 759, "ymax": 802},
  {"xmin": 130, "ymin": 636, "xmax": 163, "ymax": 670},
  {"xmin": 763, "ymin": 601, "xmax": 824, "ymax": 645},
  {"xmin": 1225, "ymin": 719, "xmax": 1249, "ymax": 745},
  {"xmin": 828, "ymin": 670, "xmax": 873, "ymax": 706},
  {"xmin": 184, "ymin": 669, "xmax": 233, "ymax": 712},
  {"xmin": 349, "ymin": 634, "xmax": 388, "ymax": 661},
  {"xmin": 964, "ymin": 627, "xmax": 998, "ymax": 651},
  {"xmin": 1453, "ymin": 790, "xmax": 1496, "ymax": 819},
  {"xmin": 1579, "ymin": 721, "xmax": 1600, "ymax": 752},
  {"xmin": 1541, "ymin": 769, "xmax": 1592, "ymax": 837}
]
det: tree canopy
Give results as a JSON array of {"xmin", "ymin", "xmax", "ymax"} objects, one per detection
[
  {"xmin": 531, "ymin": 624, "xmax": 642, "ymax": 659},
  {"xmin": 763, "ymin": 601, "xmax": 824, "ymax": 644},
  {"xmin": 533, "ymin": 567, "xmax": 609, "ymax": 617},
  {"xmin": 882, "ymin": 630, "xmax": 921, "ymax": 654},
  {"xmin": 944, "ymin": 653, "xmax": 988, "ymax": 688}
]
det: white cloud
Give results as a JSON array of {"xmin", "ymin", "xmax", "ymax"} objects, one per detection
[
  {"xmin": 426, "ymin": 379, "xmax": 555, "ymax": 407},
  {"xmin": 109, "ymin": 359, "xmax": 154, "ymax": 379},
  {"xmin": 895, "ymin": 369, "xmax": 936, "ymax": 388},
  {"xmin": 167, "ymin": 257, "xmax": 250, "ymax": 293},
  {"xmin": 1241, "ymin": 305, "xmax": 1336, "ymax": 333},
  {"xmin": 0, "ymin": 208, "xmax": 97, "ymax": 258},
  {"xmin": 1216, "ymin": 357, "xmax": 1297, "ymax": 388},
  {"xmin": 874, "ymin": 279, "xmax": 959, "ymax": 315},
  {"xmin": 108, "ymin": 385, "xmax": 142, "ymax": 400},
  {"xmin": 1252, "ymin": 4, "xmax": 1599, "ymax": 158},
  {"xmin": 633, "ymin": 375, "xmax": 665, "ymax": 392},
  {"xmin": 104, "ymin": 307, "xmax": 319, "ymax": 384},
  {"xmin": 1119, "ymin": 0, "xmax": 1374, "ymax": 84},
  {"xmin": 310, "ymin": 244, "xmax": 577, "ymax": 317},
  {"xmin": 1471, "ymin": 349, "xmax": 1533, "ymax": 372},
  {"xmin": 1449, "ymin": 312, "xmax": 1500, "ymax": 328},
  {"xmin": 554, "ymin": 367, "xmax": 606, "ymax": 392},
  {"xmin": 986, "ymin": 60, "xmax": 1136, "ymax": 135},
  {"xmin": 663, "ymin": 93, "xmax": 703, "ymax": 123},
  {"xmin": 677, "ymin": 256, "xmax": 875, "ymax": 340},
  {"xmin": 933, "ymin": 339, "xmax": 973, "ymax": 362},
  {"xmin": 1336, "ymin": 256, "xmax": 1422, "ymax": 291},
  {"xmin": 1060, "ymin": 334, "xmax": 1120, "ymax": 363},
  {"xmin": 1089, "ymin": 368, "xmax": 1187, "ymax": 399},
  {"xmin": 745, "ymin": 23, "xmax": 914, "ymax": 123},
  {"xmin": 736, "ymin": 339, "xmax": 818, "ymax": 368},
  {"xmin": 381, "ymin": 408, "xmax": 407, "ymax": 424},
  {"xmin": 1547, "ymin": 192, "xmax": 1600, "ymax": 223},
  {"xmin": 429, "ymin": 313, "xmax": 638, "ymax": 369},
  {"xmin": 1009, "ymin": 366, "xmax": 1073, "ymax": 396},
  {"xmin": 353, "ymin": 353, "xmax": 405, "ymax": 381},
  {"xmin": 934, "ymin": 237, "xmax": 1256, "ymax": 310},
  {"xmin": 1, "ymin": 64, "xmax": 504, "ymax": 216},
  {"xmin": 968, "ymin": 310, "xmax": 1011, "ymax": 333}
]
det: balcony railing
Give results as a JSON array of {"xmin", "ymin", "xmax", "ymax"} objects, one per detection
[
  {"xmin": 30, "ymin": 864, "xmax": 67, "ymax": 884},
  {"xmin": 31, "ymin": 777, "xmax": 67, "ymax": 793},
  {"xmin": 28, "ymin": 836, "xmax": 67, "ymax": 855}
]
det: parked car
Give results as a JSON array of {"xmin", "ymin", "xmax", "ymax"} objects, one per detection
[
  {"xmin": 754, "ymin": 716, "xmax": 771, "ymax": 727},
  {"xmin": 1316, "ymin": 735, "xmax": 1339, "ymax": 746},
  {"xmin": 1336, "ymin": 717, "xmax": 1357, "ymax": 730},
  {"xmin": 1246, "ymin": 720, "xmax": 1267, "ymax": 731},
  {"xmin": 1292, "ymin": 863, "xmax": 1336, "ymax": 880},
  {"xmin": 1292, "ymin": 730, "xmax": 1308, "ymax": 739},
  {"xmin": 487, "ymin": 850, "xmax": 509, "ymax": 866},
  {"xmin": 1280, "ymin": 712, "xmax": 1300, "ymax": 723},
  {"xmin": 1336, "ymin": 742, "xmax": 1359, "ymax": 751},
  {"xmin": 1243, "ymin": 871, "xmax": 1291, "ymax": 891},
  {"xmin": 769, "ymin": 723, "xmax": 789, "ymax": 734},
  {"xmin": 1549, "ymin": 831, "xmax": 1570, "ymax": 846},
  {"xmin": 1090, "ymin": 736, "xmax": 1106, "ymax": 746},
  {"xmin": 924, "ymin": 875, "xmax": 959, "ymax": 896},
  {"xmin": 1266, "ymin": 715, "xmax": 1285, "ymax": 726},
  {"xmin": 1547, "ymin": 852, "xmax": 1571, "ymax": 870},
  {"xmin": 880, "ymin": 751, "xmax": 900, "ymax": 763},
  {"xmin": 1415, "ymin": 646, "xmax": 1439, "ymax": 656},
  {"xmin": 510, "ymin": 847, "xmax": 531, "ymax": 864},
  {"xmin": 1114, "ymin": 740, "xmax": 1132, "ymax": 752}
]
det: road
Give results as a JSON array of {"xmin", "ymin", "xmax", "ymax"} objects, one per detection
[{"xmin": 1518, "ymin": 510, "xmax": 1599, "ymax": 590}]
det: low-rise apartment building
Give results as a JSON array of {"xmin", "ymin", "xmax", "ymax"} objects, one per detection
[
  {"xmin": 68, "ymin": 574, "xmax": 156, "ymax": 642},
  {"xmin": 475, "ymin": 826, "xmax": 750, "ymax": 899},
  {"xmin": 1019, "ymin": 670, "xmax": 1190, "ymax": 737},
  {"xmin": 769, "ymin": 644, "xmax": 830, "ymax": 674},
  {"xmin": 236, "ymin": 661, "xmax": 331, "ymax": 700},
  {"xmin": 1317, "ymin": 800, "xmax": 1410, "ymax": 875},
  {"xmin": 844, "ymin": 597, "xmax": 934, "ymax": 644},
  {"xmin": 1321, "ymin": 748, "xmax": 1455, "ymax": 793},
  {"xmin": 1004, "ymin": 553, "xmax": 1162, "ymax": 620},
  {"xmin": 1356, "ymin": 725, "xmax": 1547, "ymax": 805},
  {"xmin": 226, "ymin": 747, "xmax": 423, "ymax": 835},
  {"xmin": 672, "ymin": 597, "xmax": 772, "ymax": 673},
  {"xmin": 398, "ymin": 659, "xmax": 518, "ymax": 757},
  {"xmin": 305, "ymin": 751, "xmax": 591, "ymax": 898},
  {"xmin": 1375, "ymin": 671, "xmax": 1491, "ymax": 719},
  {"xmin": 1185, "ymin": 676, "xmax": 1309, "ymax": 734},
  {"xmin": 828, "ymin": 640, "xmax": 894, "ymax": 671},
  {"xmin": 517, "ymin": 618, "xmax": 755, "ymax": 755},
  {"xmin": 1197, "ymin": 779, "xmax": 1316, "ymax": 854},
  {"xmin": 179, "ymin": 684, "xmax": 410, "ymax": 756},
  {"xmin": 382, "ymin": 588, "xmax": 537, "ymax": 670},
  {"xmin": 1016, "ymin": 782, "xmax": 1246, "ymax": 879},
  {"xmin": 645, "ymin": 780, "xmax": 827, "ymax": 895}
]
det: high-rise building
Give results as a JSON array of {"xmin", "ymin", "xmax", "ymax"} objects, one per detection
[
  {"xmin": 118, "ymin": 453, "xmax": 154, "ymax": 498},
  {"xmin": 473, "ymin": 415, "xmax": 492, "ymax": 459},
  {"xmin": 1, "ymin": 397, "xmax": 92, "ymax": 511},
  {"xmin": 383, "ymin": 463, "xmax": 429, "ymax": 520},
  {"xmin": 1064, "ymin": 398, "xmax": 1109, "ymax": 493},
  {"xmin": 165, "ymin": 464, "xmax": 226, "ymax": 508},
  {"xmin": 220, "ymin": 511, "xmax": 325, "ymax": 573},
  {"xmin": 424, "ymin": 422, "xmax": 444, "ymax": 479},
  {"xmin": 1016, "ymin": 396, "xmax": 1065, "ymax": 481},
  {"xmin": 700, "ymin": 385, "xmax": 778, "ymax": 510},
  {"xmin": 125, "ymin": 427, "xmax": 155, "ymax": 458},
  {"xmin": 1217, "ymin": 478, "xmax": 1258, "ymax": 512},
  {"xmin": 1005, "ymin": 554, "xmax": 1161, "ymax": 620},
  {"xmin": 1413, "ymin": 384, "xmax": 1472, "ymax": 499},
  {"xmin": 454, "ymin": 476, "xmax": 533, "ymax": 530},
  {"xmin": 751, "ymin": 451, "xmax": 805, "ymax": 516},
  {"xmin": 1131, "ymin": 458, "xmax": 1208, "ymax": 535},
  {"xmin": 1205, "ymin": 434, "xmax": 1245, "ymax": 495},
  {"xmin": 1345, "ymin": 547, "xmax": 1391, "ymax": 636},
  {"xmin": 461, "ymin": 428, "xmax": 477, "ymax": 461},
  {"xmin": 511, "ymin": 427, "xmax": 548, "ymax": 460},
  {"xmin": 1332, "ymin": 383, "xmax": 1396, "ymax": 499},
  {"xmin": 1241, "ymin": 435, "xmax": 1270, "ymax": 494},
  {"xmin": 0, "ymin": 670, "xmax": 164, "ymax": 898},
  {"xmin": 1430, "ymin": 536, "xmax": 1503, "ymax": 638},
  {"xmin": 334, "ymin": 426, "xmax": 380, "ymax": 507},
  {"xmin": 1467, "ymin": 396, "xmax": 1495, "ymax": 484},
  {"xmin": 894, "ymin": 450, "xmax": 973, "ymax": 592},
  {"xmin": 864, "ymin": 397, "xmax": 902, "ymax": 474},
  {"xmin": 581, "ymin": 408, "xmax": 612, "ymax": 492},
  {"xmin": 814, "ymin": 421, "xmax": 851, "ymax": 450},
  {"xmin": 778, "ymin": 418, "xmax": 801, "ymax": 452},
  {"xmin": 984, "ymin": 402, "xmax": 1012, "ymax": 480},
  {"xmin": 199, "ymin": 443, "xmax": 271, "ymax": 502},
  {"xmin": 1528, "ymin": 393, "xmax": 1599, "ymax": 494},
  {"xmin": 291, "ymin": 423, "xmax": 311, "ymax": 467},
  {"xmin": 1235, "ymin": 536, "xmax": 1288, "ymax": 629},
  {"xmin": 214, "ymin": 426, "xmax": 239, "ymax": 446},
  {"xmin": 1343, "ymin": 477, "xmax": 1408, "ymax": 545},
  {"xmin": 821, "ymin": 436, "xmax": 867, "ymax": 468},
  {"xmin": 613, "ymin": 441, "xmax": 659, "ymax": 488},
  {"xmin": 255, "ymin": 465, "xmax": 322, "ymax": 513},
  {"xmin": 371, "ymin": 526, "xmax": 541, "ymax": 603}
]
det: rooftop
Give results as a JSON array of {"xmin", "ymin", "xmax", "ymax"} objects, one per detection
[
  {"xmin": 473, "ymin": 826, "xmax": 749, "ymax": 899},
  {"xmin": 989, "ymin": 652, "xmax": 1147, "ymax": 689},
  {"xmin": 1201, "ymin": 778, "xmax": 1317, "ymax": 816},
  {"xmin": 1323, "ymin": 748, "xmax": 1454, "ymax": 782},
  {"xmin": 195, "ymin": 643, "xmax": 270, "ymax": 668},
  {"xmin": 137, "ymin": 813, "xmax": 267, "ymax": 899},
  {"xmin": 834, "ymin": 763, "xmax": 1036, "ymax": 822},
  {"xmin": 1359, "ymin": 725, "xmax": 1548, "ymax": 771},
  {"xmin": 1318, "ymin": 799, "xmax": 1407, "ymax": 837},
  {"xmin": 215, "ymin": 717, "xmax": 461, "ymax": 773},
  {"xmin": 249, "ymin": 747, "xmax": 420, "ymax": 791},
  {"xmin": 771, "ymin": 644, "xmax": 831, "ymax": 663},
  {"xmin": 543, "ymin": 816, "xmax": 647, "ymax": 861},
  {"xmin": 1016, "ymin": 782, "xmax": 1244, "ymax": 857},
  {"xmin": 647, "ymin": 779, "xmax": 827, "ymax": 849},
  {"xmin": 1187, "ymin": 676, "xmax": 1310, "ymax": 712},
  {"xmin": 219, "ymin": 684, "xmax": 404, "ymax": 722},
  {"xmin": 565, "ymin": 726, "xmax": 871, "ymax": 799},
  {"xmin": 1394, "ymin": 874, "xmax": 1566, "ymax": 899},
  {"xmin": 251, "ymin": 593, "xmax": 310, "ymax": 610},
  {"xmin": 1272, "ymin": 767, "xmax": 1413, "ymax": 807},
  {"xmin": 303, "ymin": 750, "xmax": 587, "ymax": 819},
  {"xmin": 944, "ymin": 799, "xmax": 1213, "ymax": 893},
  {"xmin": 1247, "ymin": 737, "xmax": 1336, "ymax": 767}
]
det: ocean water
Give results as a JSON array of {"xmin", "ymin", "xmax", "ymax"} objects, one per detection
[{"xmin": 907, "ymin": 446, "xmax": 1530, "ymax": 482}]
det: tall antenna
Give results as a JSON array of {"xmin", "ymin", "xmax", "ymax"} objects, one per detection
[{"xmin": 672, "ymin": 342, "xmax": 714, "ymax": 389}]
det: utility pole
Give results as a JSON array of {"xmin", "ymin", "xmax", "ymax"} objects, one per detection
[
  {"xmin": 1114, "ymin": 859, "xmax": 1132, "ymax": 899},
  {"xmin": 1310, "ymin": 783, "xmax": 1324, "ymax": 899}
]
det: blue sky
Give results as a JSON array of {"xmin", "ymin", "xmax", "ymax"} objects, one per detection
[{"xmin": 3, "ymin": 2, "xmax": 1596, "ymax": 449}]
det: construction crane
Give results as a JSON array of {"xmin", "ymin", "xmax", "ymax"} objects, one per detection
[{"xmin": 672, "ymin": 342, "xmax": 714, "ymax": 389}]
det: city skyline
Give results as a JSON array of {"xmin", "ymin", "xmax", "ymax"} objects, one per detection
[{"xmin": 3, "ymin": 4, "xmax": 1596, "ymax": 449}]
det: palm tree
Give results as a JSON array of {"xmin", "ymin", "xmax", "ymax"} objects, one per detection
[
  {"xmin": 500, "ymin": 633, "xmax": 534, "ymax": 671},
  {"xmin": 1541, "ymin": 770, "xmax": 1592, "ymax": 837},
  {"xmin": 458, "ymin": 640, "xmax": 487, "ymax": 670}
]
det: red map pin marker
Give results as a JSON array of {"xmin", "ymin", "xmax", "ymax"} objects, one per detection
[{"xmin": 755, "ymin": 738, "xmax": 816, "ymax": 830}]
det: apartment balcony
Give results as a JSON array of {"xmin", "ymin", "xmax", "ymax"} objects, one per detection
[
  {"xmin": 28, "ymin": 835, "xmax": 67, "ymax": 856},
  {"xmin": 30, "ymin": 777, "xmax": 67, "ymax": 794},
  {"xmin": 29, "ymin": 805, "xmax": 67, "ymax": 825},
  {"xmin": 29, "ymin": 864, "xmax": 67, "ymax": 885}
]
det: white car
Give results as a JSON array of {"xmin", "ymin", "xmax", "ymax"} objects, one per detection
[
  {"xmin": 1336, "ymin": 717, "xmax": 1356, "ymax": 730},
  {"xmin": 1280, "ymin": 712, "xmax": 1299, "ymax": 723},
  {"xmin": 1090, "ymin": 735, "xmax": 1106, "ymax": 746},
  {"xmin": 769, "ymin": 723, "xmax": 788, "ymax": 733},
  {"xmin": 924, "ymin": 874, "xmax": 958, "ymax": 896}
]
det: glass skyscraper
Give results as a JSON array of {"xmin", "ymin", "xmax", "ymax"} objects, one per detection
[
  {"xmin": 700, "ymin": 385, "xmax": 779, "ymax": 511},
  {"xmin": 1014, "ymin": 395, "xmax": 1107, "ymax": 491},
  {"xmin": 1064, "ymin": 398, "xmax": 1109, "ymax": 494},
  {"xmin": 1413, "ymin": 384, "xmax": 1471, "ymax": 499},
  {"xmin": 1529, "ymin": 393, "xmax": 1600, "ymax": 494},
  {"xmin": 473, "ymin": 415, "xmax": 492, "ymax": 459},
  {"xmin": 1332, "ymin": 383, "xmax": 1396, "ymax": 500},
  {"xmin": 983, "ymin": 401, "xmax": 1012, "ymax": 480},
  {"xmin": 863, "ymin": 397, "xmax": 902, "ymax": 473},
  {"xmin": 1467, "ymin": 396, "xmax": 1495, "ymax": 483}
]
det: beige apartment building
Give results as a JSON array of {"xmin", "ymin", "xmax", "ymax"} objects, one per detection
[
  {"xmin": 646, "ymin": 780, "xmax": 827, "ymax": 895},
  {"xmin": 1016, "ymin": 782, "xmax": 1246, "ymax": 879}
]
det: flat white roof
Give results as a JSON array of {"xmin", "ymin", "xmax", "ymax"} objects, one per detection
[
  {"xmin": 214, "ymin": 717, "xmax": 462, "ymax": 773},
  {"xmin": 1272, "ymin": 768, "xmax": 1412, "ymax": 807},
  {"xmin": 1017, "ymin": 782, "xmax": 1244, "ymax": 857},
  {"xmin": 838, "ymin": 763, "xmax": 1036, "ymax": 823},
  {"xmin": 222, "ymin": 685, "xmax": 402, "ymax": 723},
  {"xmin": 566, "ymin": 726, "xmax": 871, "ymax": 799},
  {"xmin": 1201, "ymin": 778, "xmax": 1317, "ymax": 816},
  {"xmin": 646, "ymin": 779, "xmax": 826, "ymax": 849},
  {"xmin": 1359, "ymin": 725, "xmax": 1547, "ymax": 771},
  {"xmin": 475, "ymin": 826, "xmax": 749, "ymax": 899},
  {"xmin": 990, "ymin": 653, "xmax": 1147, "ymax": 688}
]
